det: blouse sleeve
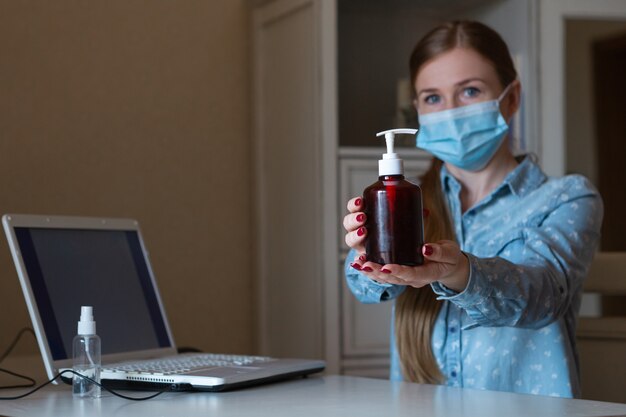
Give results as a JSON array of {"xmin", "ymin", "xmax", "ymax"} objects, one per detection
[{"xmin": 431, "ymin": 175, "xmax": 603, "ymax": 329}]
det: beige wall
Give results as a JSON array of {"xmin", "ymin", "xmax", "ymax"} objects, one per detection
[{"xmin": 0, "ymin": 1, "xmax": 252, "ymax": 355}]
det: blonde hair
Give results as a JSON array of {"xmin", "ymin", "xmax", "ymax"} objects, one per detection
[
  {"xmin": 395, "ymin": 20, "xmax": 517, "ymax": 384},
  {"xmin": 394, "ymin": 159, "xmax": 452, "ymax": 383}
]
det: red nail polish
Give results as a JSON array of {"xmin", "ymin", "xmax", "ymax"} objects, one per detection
[
  {"xmin": 362, "ymin": 266, "xmax": 373, "ymax": 272},
  {"xmin": 356, "ymin": 213, "xmax": 365, "ymax": 222},
  {"xmin": 350, "ymin": 263, "xmax": 362, "ymax": 270},
  {"xmin": 357, "ymin": 227, "xmax": 365, "ymax": 237},
  {"xmin": 423, "ymin": 244, "xmax": 433, "ymax": 256},
  {"xmin": 381, "ymin": 268, "xmax": 391, "ymax": 274},
  {"xmin": 355, "ymin": 198, "xmax": 362, "ymax": 206},
  {"xmin": 359, "ymin": 254, "xmax": 366, "ymax": 262}
]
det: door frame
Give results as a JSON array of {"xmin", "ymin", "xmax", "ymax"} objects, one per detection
[{"xmin": 539, "ymin": 0, "xmax": 626, "ymax": 176}]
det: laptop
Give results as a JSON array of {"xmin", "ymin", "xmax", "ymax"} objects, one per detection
[{"xmin": 2, "ymin": 214, "xmax": 325, "ymax": 392}]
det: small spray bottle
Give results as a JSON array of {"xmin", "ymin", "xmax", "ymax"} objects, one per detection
[
  {"xmin": 72, "ymin": 306, "xmax": 101, "ymax": 398},
  {"xmin": 363, "ymin": 128, "xmax": 425, "ymax": 266}
]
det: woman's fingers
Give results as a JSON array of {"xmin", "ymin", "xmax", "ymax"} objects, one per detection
[
  {"xmin": 374, "ymin": 263, "xmax": 432, "ymax": 288},
  {"xmin": 351, "ymin": 260, "xmax": 429, "ymax": 287},
  {"xmin": 345, "ymin": 226, "xmax": 367, "ymax": 251},
  {"xmin": 347, "ymin": 197, "xmax": 363, "ymax": 213},
  {"xmin": 349, "ymin": 253, "xmax": 369, "ymax": 272},
  {"xmin": 349, "ymin": 257, "xmax": 394, "ymax": 284},
  {"xmin": 422, "ymin": 240, "xmax": 461, "ymax": 265},
  {"xmin": 346, "ymin": 223, "xmax": 468, "ymax": 290},
  {"xmin": 358, "ymin": 240, "xmax": 467, "ymax": 289},
  {"xmin": 344, "ymin": 197, "xmax": 367, "ymax": 251},
  {"xmin": 342, "ymin": 211, "xmax": 366, "ymax": 232}
]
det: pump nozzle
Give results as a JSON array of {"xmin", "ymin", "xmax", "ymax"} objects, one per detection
[
  {"xmin": 375, "ymin": 128, "xmax": 418, "ymax": 176},
  {"xmin": 376, "ymin": 129, "xmax": 417, "ymax": 156}
]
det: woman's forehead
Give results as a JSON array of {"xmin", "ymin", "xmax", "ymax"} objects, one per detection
[{"xmin": 415, "ymin": 47, "xmax": 500, "ymax": 91}]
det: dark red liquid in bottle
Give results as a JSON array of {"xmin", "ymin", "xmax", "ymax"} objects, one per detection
[{"xmin": 363, "ymin": 175, "xmax": 424, "ymax": 266}]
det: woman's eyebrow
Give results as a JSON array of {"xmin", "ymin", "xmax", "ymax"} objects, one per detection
[
  {"xmin": 416, "ymin": 87, "xmax": 439, "ymax": 97},
  {"xmin": 417, "ymin": 78, "xmax": 487, "ymax": 97},
  {"xmin": 455, "ymin": 77, "xmax": 486, "ymax": 86}
]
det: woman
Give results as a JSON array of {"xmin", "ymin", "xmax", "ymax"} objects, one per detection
[{"xmin": 343, "ymin": 20, "xmax": 602, "ymax": 398}]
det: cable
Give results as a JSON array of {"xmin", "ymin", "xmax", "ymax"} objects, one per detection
[
  {"xmin": 0, "ymin": 327, "xmax": 37, "ymax": 389},
  {"xmin": 0, "ymin": 370, "xmax": 170, "ymax": 401},
  {"xmin": 0, "ymin": 327, "xmax": 36, "ymax": 363},
  {"xmin": 0, "ymin": 329, "xmax": 168, "ymax": 401},
  {"xmin": 0, "ymin": 367, "xmax": 36, "ymax": 390}
]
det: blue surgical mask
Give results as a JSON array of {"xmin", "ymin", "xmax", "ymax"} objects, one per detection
[{"xmin": 416, "ymin": 83, "xmax": 514, "ymax": 171}]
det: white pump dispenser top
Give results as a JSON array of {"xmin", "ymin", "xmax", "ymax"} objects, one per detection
[
  {"xmin": 375, "ymin": 128, "xmax": 418, "ymax": 176},
  {"xmin": 77, "ymin": 306, "xmax": 96, "ymax": 336}
]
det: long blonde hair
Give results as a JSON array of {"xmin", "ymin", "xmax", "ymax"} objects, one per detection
[{"xmin": 394, "ymin": 21, "xmax": 518, "ymax": 384}]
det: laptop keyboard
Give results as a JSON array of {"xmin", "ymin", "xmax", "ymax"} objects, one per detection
[{"xmin": 105, "ymin": 354, "xmax": 273, "ymax": 375}]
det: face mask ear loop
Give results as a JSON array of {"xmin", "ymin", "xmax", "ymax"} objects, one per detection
[{"xmin": 497, "ymin": 79, "xmax": 517, "ymax": 103}]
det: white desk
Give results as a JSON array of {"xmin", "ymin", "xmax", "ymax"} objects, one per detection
[{"xmin": 1, "ymin": 374, "xmax": 626, "ymax": 417}]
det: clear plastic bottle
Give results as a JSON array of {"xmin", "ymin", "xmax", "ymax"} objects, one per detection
[
  {"xmin": 363, "ymin": 129, "xmax": 425, "ymax": 266},
  {"xmin": 72, "ymin": 306, "xmax": 101, "ymax": 398}
]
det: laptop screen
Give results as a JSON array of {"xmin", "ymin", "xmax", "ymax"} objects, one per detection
[{"xmin": 14, "ymin": 227, "xmax": 171, "ymax": 361}]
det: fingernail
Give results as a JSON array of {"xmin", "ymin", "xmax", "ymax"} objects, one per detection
[
  {"xmin": 423, "ymin": 208, "xmax": 430, "ymax": 218},
  {"xmin": 357, "ymin": 227, "xmax": 365, "ymax": 237},
  {"xmin": 350, "ymin": 263, "xmax": 362, "ymax": 270},
  {"xmin": 381, "ymin": 268, "xmax": 391, "ymax": 274},
  {"xmin": 356, "ymin": 213, "xmax": 365, "ymax": 222},
  {"xmin": 423, "ymin": 244, "xmax": 434, "ymax": 256},
  {"xmin": 362, "ymin": 266, "xmax": 373, "ymax": 272},
  {"xmin": 355, "ymin": 198, "xmax": 362, "ymax": 206},
  {"xmin": 358, "ymin": 254, "xmax": 366, "ymax": 262}
]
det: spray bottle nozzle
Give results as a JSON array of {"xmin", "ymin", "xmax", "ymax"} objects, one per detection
[
  {"xmin": 375, "ymin": 129, "xmax": 418, "ymax": 176},
  {"xmin": 80, "ymin": 306, "xmax": 93, "ymax": 321},
  {"xmin": 77, "ymin": 306, "xmax": 96, "ymax": 335}
]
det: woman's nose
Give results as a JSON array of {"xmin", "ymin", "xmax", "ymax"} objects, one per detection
[{"xmin": 448, "ymin": 96, "xmax": 462, "ymax": 110}]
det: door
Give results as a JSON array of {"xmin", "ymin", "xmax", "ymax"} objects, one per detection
[
  {"xmin": 251, "ymin": 0, "xmax": 339, "ymax": 370},
  {"xmin": 593, "ymin": 32, "xmax": 626, "ymax": 251}
]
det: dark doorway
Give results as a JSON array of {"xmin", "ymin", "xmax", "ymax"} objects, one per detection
[{"xmin": 593, "ymin": 32, "xmax": 626, "ymax": 251}]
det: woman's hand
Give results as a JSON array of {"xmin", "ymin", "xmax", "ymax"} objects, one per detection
[
  {"xmin": 343, "ymin": 196, "xmax": 467, "ymax": 291},
  {"xmin": 349, "ymin": 240, "xmax": 470, "ymax": 293},
  {"xmin": 343, "ymin": 197, "xmax": 367, "ymax": 253}
]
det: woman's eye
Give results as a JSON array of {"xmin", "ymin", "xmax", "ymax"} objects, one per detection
[
  {"xmin": 424, "ymin": 94, "xmax": 440, "ymax": 105},
  {"xmin": 462, "ymin": 87, "xmax": 481, "ymax": 98}
]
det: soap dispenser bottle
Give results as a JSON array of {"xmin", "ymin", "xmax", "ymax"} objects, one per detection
[{"xmin": 363, "ymin": 128, "xmax": 425, "ymax": 266}]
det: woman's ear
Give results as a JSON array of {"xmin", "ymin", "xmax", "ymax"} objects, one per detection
[{"xmin": 504, "ymin": 80, "xmax": 521, "ymax": 122}]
